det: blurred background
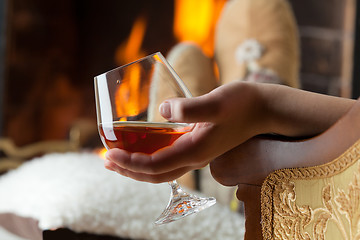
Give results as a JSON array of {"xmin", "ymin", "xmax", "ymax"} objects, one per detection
[{"xmin": 0, "ymin": 0, "xmax": 359, "ymax": 147}]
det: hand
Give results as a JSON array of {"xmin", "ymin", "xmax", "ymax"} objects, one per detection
[{"xmin": 104, "ymin": 81, "xmax": 267, "ymax": 183}]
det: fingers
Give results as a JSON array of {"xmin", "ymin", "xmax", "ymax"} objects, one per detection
[
  {"xmin": 159, "ymin": 93, "xmax": 222, "ymax": 123},
  {"xmin": 104, "ymin": 129, "xmax": 211, "ymax": 173},
  {"xmin": 104, "ymin": 145, "xmax": 187, "ymax": 175},
  {"xmin": 105, "ymin": 149, "xmax": 155, "ymax": 173},
  {"xmin": 104, "ymin": 149, "xmax": 197, "ymax": 183},
  {"xmin": 105, "ymin": 159, "xmax": 193, "ymax": 183}
]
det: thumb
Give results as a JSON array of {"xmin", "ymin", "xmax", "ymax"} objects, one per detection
[{"xmin": 159, "ymin": 94, "xmax": 221, "ymax": 123}]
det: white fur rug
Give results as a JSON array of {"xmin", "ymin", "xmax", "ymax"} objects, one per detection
[{"xmin": 0, "ymin": 152, "xmax": 245, "ymax": 240}]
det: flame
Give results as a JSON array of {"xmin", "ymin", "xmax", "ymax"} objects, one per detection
[
  {"xmin": 173, "ymin": 0, "xmax": 226, "ymax": 57},
  {"xmin": 111, "ymin": 2, "xmax": 226, "ymax": 120},
  {"xmin": 115, "ymin": 15, "xmax": 147, "ymax": 65},
  {"xmin": 114, "ymin": 15, "xmax": 149, "ymax": 119},
  {"xmin": 114, "ymin": 64, "xmax": 150, "ymax": 120}
]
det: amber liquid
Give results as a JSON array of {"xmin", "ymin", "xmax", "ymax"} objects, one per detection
[{"xmin": 99, "ymin": 121, "xmax": 191, "ymax": 154}]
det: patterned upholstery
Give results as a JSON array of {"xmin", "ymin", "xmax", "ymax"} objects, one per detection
[
  {"xmin": 261, "ymin": 139, "xmax": 360, "ymax": 239},
  {"xmin": 250, "ymin": 98, "xmax": 360, "ymax": 240}
]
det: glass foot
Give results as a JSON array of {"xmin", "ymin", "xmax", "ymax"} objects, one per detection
[{"xmin": 154, "ymin": 181, "xmax": 216, "ymax": 225}]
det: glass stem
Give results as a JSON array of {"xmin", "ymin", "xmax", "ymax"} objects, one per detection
[{"xmin": 168, "ymin": 180, "xmax": 185, "ymax": 199}]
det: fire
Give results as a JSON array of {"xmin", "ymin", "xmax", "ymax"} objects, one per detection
[
  {"xmin": 111, "ymin": 1, "xmax": 226, "ymax": 122},
  {"xmin": 173, "ymin": 0, "xmax": 226, "ymax": 57},
  {"xmin": 114, "ymin": 64, "xmax": 150, "ymax": 120},
  {"xmin": 115, "ymin": 15, "xmax": 147, "ymax": 65},
  {"xmin": 114, "ymin": 15, "xmax": 149, "ymax": 119}
]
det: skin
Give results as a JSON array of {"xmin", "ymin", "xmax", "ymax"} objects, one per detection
[{"xmin": 104, "ymin": 81, "xmax": 355, "ymax": 184}]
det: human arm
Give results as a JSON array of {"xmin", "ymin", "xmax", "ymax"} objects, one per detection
[{"xmin": 104, "ymin": 81, "xmax": 355, "ymax": 183}]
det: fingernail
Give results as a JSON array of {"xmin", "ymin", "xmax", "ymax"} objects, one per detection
[{"xmin": 159, "ymin": 101, "xmax": 171, "ymax": 119}]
